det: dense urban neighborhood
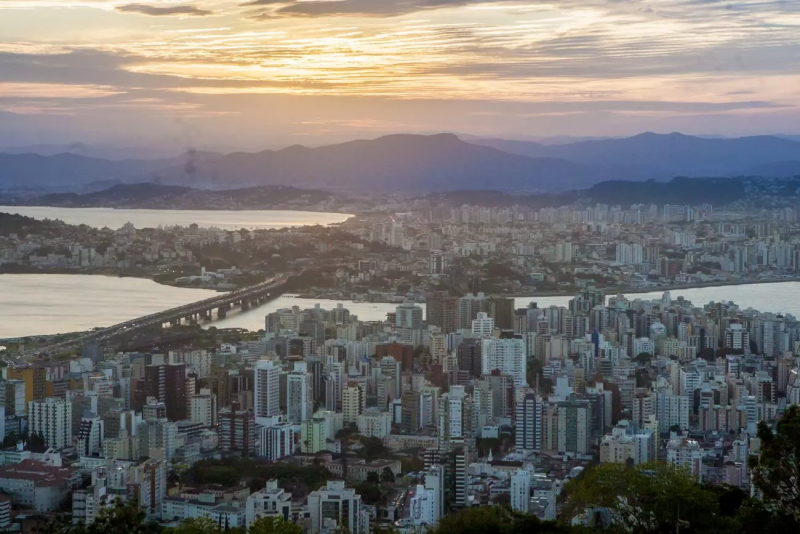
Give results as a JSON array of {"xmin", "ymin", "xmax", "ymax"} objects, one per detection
[{"xmin": 2, "ymin": 195, "xmax": 800, "ymax": 531}]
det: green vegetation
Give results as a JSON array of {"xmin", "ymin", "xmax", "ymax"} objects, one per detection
[
  {"xmin": 45, "ymin": 499, "xmax": 157, "ymax": 534},
  {"xmin": 183, "ymin": 458, "xmax": 331, "ymax": 496},
  {"xmin": 166, "ymin": 516, "xmax": 302, "ymax": 534},
  {"xmin": 750, "ymin": 404, "xmax": 800, "ymax": 519},
  {"xmin": 431, "ymin": 506, "xmax": 569, "ymax": 534},
  {"xmin": 46, "ymin": 500, "xmax": 303, "ymax": 534},
  {"xmin": 40, "ymin": 408, "xmax": 800, "ymax": 533}
]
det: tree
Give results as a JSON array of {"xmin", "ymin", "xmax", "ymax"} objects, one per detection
[
  {"xmin": 750, "ymin": 404, "xmax": 800, "ymax": 520},
  {"xmin": 53, "ymin": 499, "xmax": 156, "ymax": 534},
  {"xmin": 166, "ymin": 517, "xmax": 226, "ymax": 534},
  {"xmin": 563, "ymin": 463, "xmax": 730, "ymax": 533},
  {"xmin": 432, "ymin": 505, "xmax": 567, "ymax": 534},
  {"xmin": 366, "ymin": 471, "xmax": 380, "ymax": 484},
  {"xmin": 352, "ymin": 482, "xmax": 383, "ymax": 505},
  {"xmin": 634, "ymin": 352, "xmax": 652, "ymax": 365},
  {"xmin": 249, "ymin": 517, "xmax": 303, "ymax": 534},
  {"xmin": 381, "ymin": 466, "xmax": 395, "ymax": 483}
]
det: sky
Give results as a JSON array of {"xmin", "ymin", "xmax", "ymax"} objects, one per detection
[{"xmin": 1, "ymin": 0, "xmax": 799, "ymax": 151}]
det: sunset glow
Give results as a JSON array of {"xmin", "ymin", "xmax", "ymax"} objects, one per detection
[{"xmin": 1, "ymin": 0, "xmax": 799, "ymax": 147}]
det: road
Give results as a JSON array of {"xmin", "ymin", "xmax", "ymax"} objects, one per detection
[{"xmin": 26, "ymin": 274, "xmax": 288, "ymax": 357}]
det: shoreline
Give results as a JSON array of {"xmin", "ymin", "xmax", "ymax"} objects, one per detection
[
  {"xmin": 3, "ymin": 274, "xmax": 800, "ymax": 342},
  {"xmin": 508, "ymin": 277, "xmax": 800, "ymax": 299},
  {"xmin": 1, "ymin": 204, "xmax": 356, "ymax": 216},
  {"xmin": 3, "ymin": 269, "xmax": 800, "ymax": 302},
  {"xmin": 295, "ymin": 277, "xmax": 800, "ymax": 304}
]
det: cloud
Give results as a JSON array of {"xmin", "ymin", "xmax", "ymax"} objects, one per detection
[
  {"xmin": 247, "ymin": 0, "xmax": 530, "ymax": 19},
  {"xmin": 116, "ymin": 3, "xmax": 212, "ymax": 16}
]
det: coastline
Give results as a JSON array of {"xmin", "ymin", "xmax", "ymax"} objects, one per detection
[
  {"xmin": 4, "ymin": 275, "xmax": 800, "ymax": 342},
  {"xmin": 2, "ymin": 204, "xmax": 356, "ymax": 216},
  {"xmin": 298, "ymin": 277, "xmax": 800, "ymax": 303},
  {"xmin": 510, "ymin": 277, "xmax": 800, "ymax": 299},
  {"xmin": 3, "ymin": 268, "xmax": 799, "ymax": 303}
]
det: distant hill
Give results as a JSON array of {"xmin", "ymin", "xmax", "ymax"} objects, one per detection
[
  {"xmin": 149, "ymin": 133, "xmax": 611, "ymax": 192},
  {"xmin": 36, "ymin": 183, "xmax": 193, "ymax": 206},
  {"xmin": 425, "ymin": 177, "xmax": 756, "ymax": 208},
  {"xmin": 741, "ymin": 161, "xmax": 800, "ymax": 178},
  {"xmin": 27, "ymin": 183, "xmax": 334, "ymax": 209},
  {"xmin": 24, "ymin": 177, "xmax": 765, "ymax": 211},
  {"xmin": 474, "ymin": 132, "xmax": 800, "ymax": 178},
  {"xmin": 0, "ymin": 151, "xmax": 213, "ymax": 189},
  {"xmin": 3, "ymin": 132, "xmax": 800, "ymax": 193}
]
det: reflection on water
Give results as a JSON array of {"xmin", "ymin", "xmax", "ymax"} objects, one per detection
[
  {"xmin": 3, "ymin": 274, "xmax": 800, "ymax": 339},
  {"xmin": 0, "ymin": 206, "xmax": 351, "ymax": 230}
]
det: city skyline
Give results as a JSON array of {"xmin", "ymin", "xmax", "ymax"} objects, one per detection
[{"xmin": 2, "ymin": 1, "xmax": 800, "ymax": 147}]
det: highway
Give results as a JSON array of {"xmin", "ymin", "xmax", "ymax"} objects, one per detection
[{"xmin": 28, "ymin": 274, "xmax": 288, "ymax": 357}]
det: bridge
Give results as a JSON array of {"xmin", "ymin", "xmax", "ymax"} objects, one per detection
[{"xmin": 31, "ymin": 274, "xmax": 289, "ymax": 356}]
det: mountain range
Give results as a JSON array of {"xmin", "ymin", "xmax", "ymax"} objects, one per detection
[{"xmin": 1, "ymin": 132, "xmax": 799, "ymax": 193}]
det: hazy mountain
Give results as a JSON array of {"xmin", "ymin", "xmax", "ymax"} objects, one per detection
[
  {"xmin": 3, "ymin": 132, "xmax": 800, "ymax": 194},
  {"xmin": 150, "ymin": 133, "xmax": 610, "ymax": 192},
  {"xmin": 0, "ymin": 144, "xmax": 231, "ymax": 161},
  {"xmin": 0, "ymin": 151, "xmax": 220, "ymax": 190},
  {"xmin": 0, "ymin": 153, "xmax": 157, "ymax": 189},
  {"xmin": 473, "ymin": 132, "xmax": 800, "ymax": 178}
]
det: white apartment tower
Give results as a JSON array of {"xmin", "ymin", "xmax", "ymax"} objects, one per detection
[
  {"xmin": 29, "ymin": 397, "xmax": 72, "ymax": 450},
  {"xmin": 471, "ymin": 312, "xmax": 495, "ymax": 339},
  {"xmin": 255, "ymin": 360, "xmax": 280, "ymax": 426},
  {"xmin": 307, "ymin": 480, "xmax": 367, "ymax": 534},
  {"xmin": 481, "ymin": 337, "xmax": 527, "ymax": 387},
  {"xmin": 510, "ymin": 470, "xmax": 531, "ymax": 513},
  {"xmin": 286, "ymin": 371, "xmax": 312, "ymax": 424}
]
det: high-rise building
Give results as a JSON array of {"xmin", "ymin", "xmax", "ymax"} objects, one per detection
[
  {"xmin": 725, "ymin": 323, "xmax": 750, "ymax": 351},
  {"xmin": 471, "ymin": 312, "xmax": 495, "ymax": 339},
  {"xmin": 655, "ymin": 389, "xmax": 690, "ymax": 432},
  {"xmin": 255, "ymin": 360, "xmax": 280, "ymax": 426},
  {"xmin": 631, "ymin": 389, "xmax": 654, "ymax": 428},
  {"xmin": 218, "ymin": 406, "xmax": 255, "ymax": 457},
  {"xmin": 438, "ymin": 386, "xmax": 474, "ymax": 445},
  {"xmin": 342, "ymin": 382, "xmax": 365, "ymax": 424},
  {"xmin": 489, "ymin": 297, "xmax": 515, "ymax": 330},
  {"xmin": 481, "ymin": 337, "xmax": 527, "ymax": 387},
  {"xmin": 427, "ymin": 293, "xmax": 459, "ymax": 335},
  {"xmin": 307, "ymin": 480, "xmax": 367, "ymax": 534},
  {"xmin": 286, "ymin": 371, "xmax": 312, "ymax": 424},
  {"xmin": 379, "ymin": 356, "xmax": 402, "ymax": 399},
  {"xmin": 246, "ymin": 480, "xmax": 292, "ymax": 527},
  {"xmin": 190, "ymin": 389, "xmax": 217, "ymax": 428},
  {"xmin": 401, "ymin": 392, "xmax": 421, "ymax": 433},
  {"xmin": 258, "ymin": 423, "xmax": 295, "ymax": 461},
  {"xmin": 615, "ymin": 243, "xmax": 644, "ymax": 265},
  {"xmin": 300, "ymin": 417, "xmax": 327, "ymax": 453},
  {"xmin": 356, "ymin": 409, "xmax": 392, "ymax": 438},
  {"xmin": 510, "ymin": 470, "xmax": 531, "ymax": 513},
  {"xmin": 409, "ymin": 464, "xmax": 444, "ymax": 527},
  {"xmin": 450, "ymin": 442, "xmax": 470, "ymax": 509},
  {"xmin": 143, "ymin": 458, "xmax": 167, "ymax": 519},
  {"xmin": 557, "ymin": 397, "xmax": 590, "ymax": 455},
  {"xmin": 396, "ymin": 303, "xmax": 423, "ymax": 329},
  {"xmin": 4, "ymin": 380, "xmax": 26, "ymax": 416},
  {"xmin": 456, "ymin": 340, "xmax": 481, "ymax": 378},
  {"xmin": 29, "ymin": 397, "xmax": 72, "ymax": 450},
  {"xmin": 7, "ymin": 367, "xmax": 45, "ymax": 404},
  {"xmin": 77, "ymin": 413, "xmax": 104, "ymax": 456},
  {"xmin": 138, "ymin": 364, "xmax": 187, "ymax": 421},
  {"xmin": 457, "ymin": 293, "xmax": 487, "ymax": 330},
  {"xmin": 515, "ymin": 390, "xmax": 543, "ymax": 452}
]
